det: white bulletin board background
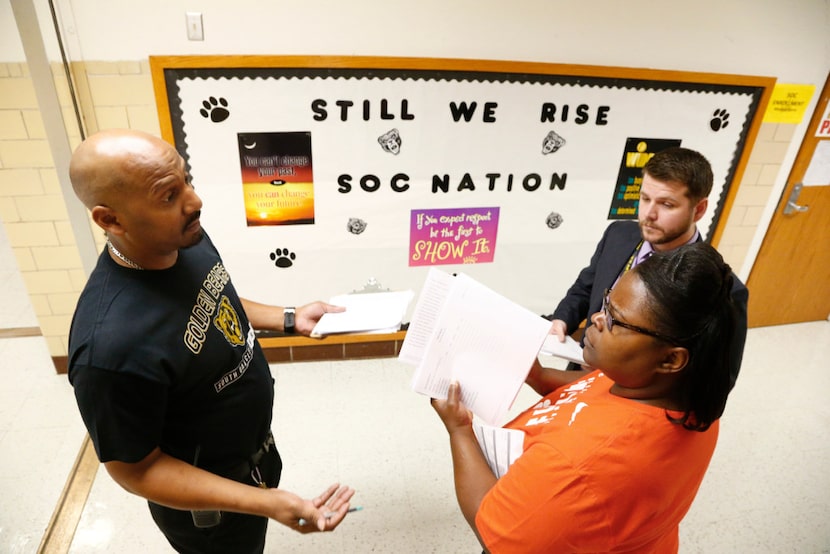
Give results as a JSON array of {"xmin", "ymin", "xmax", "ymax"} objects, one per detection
[{"xmin": 152, "ymin": 57, "xmax": 773, "ymax": 316}]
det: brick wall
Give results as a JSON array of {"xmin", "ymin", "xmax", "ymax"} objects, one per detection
[
  {"xmin": 717, "ymin": 122, "xmax": 796, "ymax": 272},
  {"xmin": 0, "ymin": 61, "xmax": 158, "ymax": 359}
]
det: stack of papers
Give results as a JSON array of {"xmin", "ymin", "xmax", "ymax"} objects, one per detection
[
  {"xmin": 539, "ymin": 335, "xmax": 585, "ymax": 365},
  {"xmin": 310, "ymin": 290, "xmax": 414, "ymax": 338},
  {"xmin": 400, "ymin": 268, "xmax": 552, "ymax": 426},
  {"xmin": 473, "ymin": 419, "xmax": 525, "ymax": 478}
]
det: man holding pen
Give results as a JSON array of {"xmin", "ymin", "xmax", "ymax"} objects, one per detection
[{"xmin": 67, "ymin": 129, "xmax": 354, "ymax": 553}]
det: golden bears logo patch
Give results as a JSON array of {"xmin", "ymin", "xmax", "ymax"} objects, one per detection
[{"xmin": 213, "ymin": 295, "xmax": 245, "ymax": 347}]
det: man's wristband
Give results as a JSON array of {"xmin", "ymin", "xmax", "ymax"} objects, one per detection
[{"xmin": 283, "ymin": 307, "xmax": 296, "ymax": 334}]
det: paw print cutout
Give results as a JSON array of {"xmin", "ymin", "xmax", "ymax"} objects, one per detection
[
  {"xmin": 710, "ymin": 109, "xmax": 730, "ymax": 132},
  {"xmin": 200, "ymin": 97, "xmax": 230, "ymax": 123},
  {"xmin": 270, "ymin": 248, "xmax": 296, "ymax": 268}
]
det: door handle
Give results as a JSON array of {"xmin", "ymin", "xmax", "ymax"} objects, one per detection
[
  {"xmin": 785, "ymin": 201, "xmax": 809, "ymax": 214},
  {"xmin": 783, "ymin": 183, "xmax": 810, "ymax": 215}
]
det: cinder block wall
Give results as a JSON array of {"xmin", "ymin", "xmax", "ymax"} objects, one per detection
[
  {"xmin": 0, "ymin": 61, "xmax": 158, "ymax": 362},
  {"xmin": 717, "ymin": 122, "xmax": 795, "ymax": 270},
  {"xmin": 0, "ymin": 60, "xmax": 794, "ymax": 369}
]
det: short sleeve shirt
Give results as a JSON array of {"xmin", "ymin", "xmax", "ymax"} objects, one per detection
[
  {"xmin": 68, "ymin": 234, "xmax": 274, "ymax": 475},
  {"xmin": 476, "ymin": 371, "xmax": 718, "ymax": 553}
]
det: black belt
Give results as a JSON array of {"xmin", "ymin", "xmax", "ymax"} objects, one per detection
[{"xmin": 227, "ymin": 430, "xmax": 275, "ymax": 484}]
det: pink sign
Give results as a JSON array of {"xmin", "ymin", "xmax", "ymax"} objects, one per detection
[{"xmin": 409, "ymin": 207, "xmax": 499, "ymax": 266}]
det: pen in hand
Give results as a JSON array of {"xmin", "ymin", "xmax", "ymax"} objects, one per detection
[{"xmin": 298, "ymin": 506, "xmax": 362, "ymax": 527}]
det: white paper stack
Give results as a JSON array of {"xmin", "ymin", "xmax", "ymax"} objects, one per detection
[
  {"xmin": 539, "ymin": 334, "xmax": 585, "ymax": 365},
  {"xmin": 310, "ymin": 290, "xmax": 414, "ymax": 337},
  {"xmin": 401, "ymin": 268, "xmax": 552, "ymax": 426}
]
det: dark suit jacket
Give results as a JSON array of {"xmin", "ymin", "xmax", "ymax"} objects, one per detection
[{"xmin": 548, "ymin": 220, "xmax": 748, "ymax": 388}]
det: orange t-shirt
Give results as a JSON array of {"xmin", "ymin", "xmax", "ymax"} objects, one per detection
[{"xmin": 476, "ymin": 371, "xmax": 718, "ymax": 553}]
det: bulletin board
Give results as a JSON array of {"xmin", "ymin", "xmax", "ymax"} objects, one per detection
[{"xmin": 150, "ymin": 56, "xmax": 774, "ymax": 315}]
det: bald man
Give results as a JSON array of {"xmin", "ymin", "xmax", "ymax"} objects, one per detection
[{"xmin": 67, "ymin": 129, "xmax": 351, "ymax": 553}]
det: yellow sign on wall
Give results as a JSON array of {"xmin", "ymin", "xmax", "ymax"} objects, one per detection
[{"xmin": 763, "ymin": 84, "xmax": 815, "ymax": 124}]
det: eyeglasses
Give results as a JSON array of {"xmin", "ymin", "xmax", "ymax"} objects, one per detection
[{"xmin": 601, "ymin": 288, "xmax": 679, "ymax": 344}]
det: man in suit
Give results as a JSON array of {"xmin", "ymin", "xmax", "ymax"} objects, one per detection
[{"xmin": 527, "ymin": 147, "xmax": 748, "ymax": 395}]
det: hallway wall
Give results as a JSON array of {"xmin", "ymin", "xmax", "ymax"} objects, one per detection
[{"xmin": 1, "ymin": 0, "xmax": 828, "ymax": 361}]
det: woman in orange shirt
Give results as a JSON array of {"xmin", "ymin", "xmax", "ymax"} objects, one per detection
[{"xmin": 432, "ymin": 242, "xmax": 738, "ymax": 553}]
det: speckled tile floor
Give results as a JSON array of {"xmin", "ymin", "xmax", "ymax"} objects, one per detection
[{"xmin": 1, "ymin": 220, "xmax": 829, "ymax": 553}]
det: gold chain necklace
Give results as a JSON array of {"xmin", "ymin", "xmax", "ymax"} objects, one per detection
[{"xmin": 107, "ymin": 239, "xmax": 145, "ymax": 270}]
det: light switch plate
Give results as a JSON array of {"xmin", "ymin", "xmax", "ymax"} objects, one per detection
[{"xmin": 186, "ymin": 12, "xmax": 204, "ymax": 41}]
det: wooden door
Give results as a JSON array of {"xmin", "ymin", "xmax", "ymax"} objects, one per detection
[{"xmin": 747, "ymin": 73, "xmax": 830, "ymax": 327}]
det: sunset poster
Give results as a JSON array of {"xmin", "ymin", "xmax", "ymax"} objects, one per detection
[{"xmin": 237, "ymin": 132, "xmax": 315, "ymax": 226}]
